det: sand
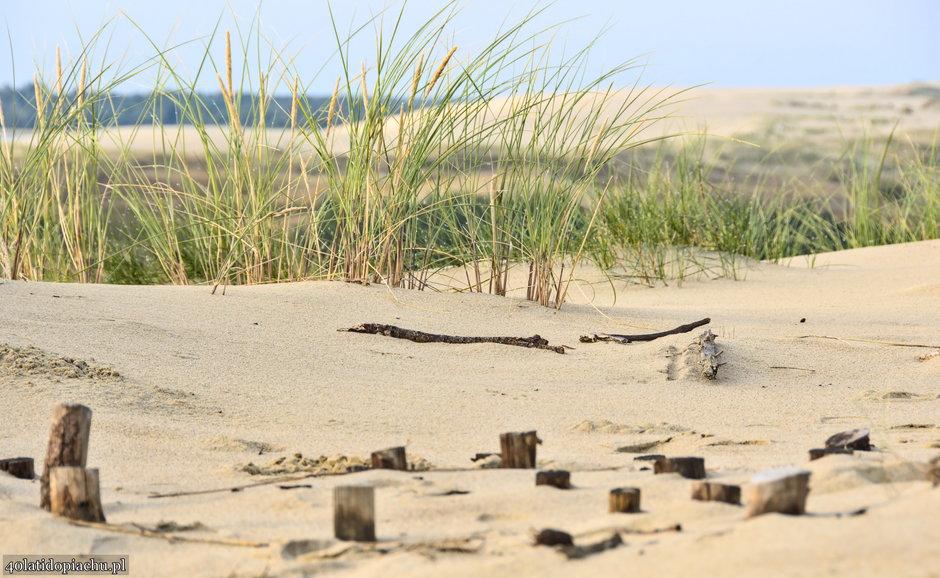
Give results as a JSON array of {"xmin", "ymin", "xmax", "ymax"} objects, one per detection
[{"xmin": 1, "ymin": 234, "xmax": 939, "ymax": 577}]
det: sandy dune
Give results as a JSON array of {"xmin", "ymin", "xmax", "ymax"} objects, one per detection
[{"xmin": 1, "ymin": 237, "xmax": 938, "ymax": 576}]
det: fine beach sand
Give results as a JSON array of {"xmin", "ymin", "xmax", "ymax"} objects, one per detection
[
  {"xmin": 2, "ymin": 83, "xmax": 940, "ymax": 577},
  {"xmin": 1, "ymin": 239, "xmax": 939, "ymax": 577}
]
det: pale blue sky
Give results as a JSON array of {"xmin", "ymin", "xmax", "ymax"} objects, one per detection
[{"xmin": 2, "ymin": 0, "xmax": 937, "ymax": 93}]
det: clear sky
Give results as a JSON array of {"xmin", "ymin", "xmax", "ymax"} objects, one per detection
[{"xmin": 2, "ymin": 0, "xmax": 937, "ymax": 94}]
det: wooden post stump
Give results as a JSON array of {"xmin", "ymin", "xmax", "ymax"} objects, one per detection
[
  {"xmin": 927, "ymin": 455, "xmax": 940, "ymax": 487},
  {"xmin": 536, "ymin": 470, "xmax": 571, "ymax": 489},
  {"xmin": 609, "ymin": 487, "xmax": 641, "ymax": 513},
  {"xmin": 654, "ymin": 457, "xmax": 706, "ymax": 479},
  {"xmin": 49, "ymin": 466, "xmax": 105, "ymax": 522},
  {"xmin": 500, "ymin": 431, "xmax": 538, "ymax": 469},
  {"xmin": 691, "ymin": 481, "xmax": 741, "ymax": 505},
  {"xmin": 745, "ymin": 467, "xmax": 811, "ymax": 518},
  {"xmin": 535, "ymin": 528, "xmax": 573, "ymax": 546},
  {"xmin": 334, "ymin": 486, "xmax": 376, "ymax": 542},
  {"xmin": 0, "ymin": 457, "xmax": 35, "ymax": 480},
  {"xmin": 825, "ymin": 428, "xmax": 871, "ymax": 451},
  {"xmin": 371, "ymin": 447, "xmax": 407, "ymax": 471},
  {"xmin": 41, "ymin": 404, "xmax": 92, "ymax": 511},
  {"xmin": 809, "ymin": 447, "xmax": 853, "ymax": 461}
]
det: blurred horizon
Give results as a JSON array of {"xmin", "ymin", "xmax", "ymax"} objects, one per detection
[{"xmin": 1, "ymin": 0, "xmax": 938, "ymax": 95}]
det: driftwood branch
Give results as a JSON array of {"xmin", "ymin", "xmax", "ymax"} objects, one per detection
[
  {"xmin": 340, "ymin": 323, "xmax": 566, "ymax": 354},
  {"xmin": 696, "ymin": 329, "xmax": 721, "ymax": 380},
  {"xmin": 580, "ymin": 318, "xmax": 710, "ymax": 344}
]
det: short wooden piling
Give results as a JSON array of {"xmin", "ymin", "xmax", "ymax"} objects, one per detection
[
  {"xmin": 500, "ymin": 431, "xmax": 538, "ymax": 469},
  {"xmin": 745, "ymin": 467, "xmax": 811, "ymax": 518},
  {"xmin": 825, "ymin": 428, "xmax": 871, "ymax": 451},
  {"xmin": 609, "ymin": 487, "xmax": 641, "ymax": 513},
  {"xmin": 49, "ymin": 466, "xmax": 106, "ymax": 522},
  {"xmin": 536, "ymin": 470, "xmax": 571, "ymax": 489},
  {"xmin": 0, "ymin": 457, "xmax": 35, "ymax": 480},
  {"xmin": 334, "ymin": 486, "xmax": 376, "ymax": 542},
  {"xmin": 40, "ymin": 404, "xmax": 92, "ymax": 511},
  {"xmin": 654, "ymin": 457, "xmax": 706, "ymax": 479},
  {"xmin": 691, "ymin": 481, "xmax": 741, "ymax": 505},
  {"xmin": 371, "ymin": 447, "xmax": 407, "ymax": 471}
]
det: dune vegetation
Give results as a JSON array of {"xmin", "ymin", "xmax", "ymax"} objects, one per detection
[{"xmin": 1, "ymin": 3, "xmax": 937, "ymax": 307}]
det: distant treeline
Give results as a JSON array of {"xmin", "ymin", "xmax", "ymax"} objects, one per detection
[{"xmin": 0, "ymin": 85, "xmax": 338, "ymax": 129}]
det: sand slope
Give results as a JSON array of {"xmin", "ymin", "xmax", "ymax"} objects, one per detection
[{"xmin": 1, "ymin": 240, "xmax": 939, "ymax": 577}]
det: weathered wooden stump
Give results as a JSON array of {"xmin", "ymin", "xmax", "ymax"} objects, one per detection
[
  {"xmin": 0, "ymin": 457, "xmax": 35, "ymax": 480},
  {"xmin": 40, "ymin": 404, "xmax": 92, "ymax": 511},
  {"xmin": 371, "ymin": 446, "xmax": 407, "ymax": 471},
  {"xmin": 654, "ymin": 457, "xmax": 706, "ymax": 479},
  {"xmin": 334, "ymin": 486, "xmax": 376, "ymax": 542},
  {"xmin": 49, "ymin": 466, "xmax": 106, "ymax": 522},
  {"xmin": 928, "ymin": 455, "xmax": 940, "ymax": 487},
  {"xmin": 691, "ymin": 481, "xmax": 741, "ymax": 505},
  {"xmin": 745, "ymin": 467, "xmax": 811, "ymax": 518},
  {"xmin": 535, "ymin": 470, "xmax": 571, "ymax": 489},
  {"xmin": 500, "ymin": 431, "xmax": 539, "ymax": 469},
  {"xmin": 825, "ymin": 428, "xmax": 871, "ymax": 451},
  {"xmin": 534, "ymin": 528, "xmax": 573, "ymax": 546},
  {"xmin": 809, "ymin": 447, "xmax": 854, "ymax": 461},
  {"xmin": 608, "ymin": 487, "xmax": 641, "ymax": 513}
]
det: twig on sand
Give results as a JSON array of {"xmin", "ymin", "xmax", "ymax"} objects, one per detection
[
  {"xmin": 580, "ymin": 318, "xmax": 711, "ymax": 344},
  {"xmin": 65, "ymin": 519, "xmax": 268, "ymax": 548},
  {"xmin": 306, "ymin": 536, "xmax": 485, "ymax": 560},
  {"xmin": 149, "ymin": 474, "xmax": 317, "ymax": 499},
  {"xmin": 340, "ymin": 323, "xmax": 566, "ymax": 354},
  {"xmin": 787, "ymin": 335, "xmax": 940, "ymax": 349}
]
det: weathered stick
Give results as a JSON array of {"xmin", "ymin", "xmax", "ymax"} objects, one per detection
[
  {"xmin": 654, "ymin": 457, "xmax": 706, "ymax": 479},
  {"xmin": 609, "ymin": 487, "xmax": 641, "ymax": 513},
  {"xmin": 789, "ymin": 335, "xmax": 940, "ymax": 349},
  {"xmin": 50, "ymin": 466, "xmax": 106, "ymax": 523},
  {"xmin": 0, "ymin": 457, "xmax": 35, "ymax": 480},
  {"xmin": 41, "ymin": 404, "xmax": 92, "ymax": 511},
  {"xmin": 560, "ymin": 533, "xmax": 624, "ymax": 559},
  {"xmin": 500, "ymin": 431, "xmax": 539, "ymax": 468},
  {"xmin": 341, "ymin": 323, "xmax": 565, "ymax": 354},
  {"xmin": 696, "ymin": 330, "xmax": 721, "ymax": 379},
  {"xmin": 745, "ymin": 467, "xmax": 811, "ymax": 518},
  {"xmin": 67, "ymin": 519, "xmax": 269, "ymax": 548},
  {"xmin": 334, "ymin": 486, "xmax": 376, "ymax": 542},
  {"xmin": 371, "ymin": 447, "xmax": 407, "ymax": 471},
  {"xmin": 536, "ymin": 470, "xmax": 571, "ymax": 489},
  {"xmin": 580, "ymin": 317, "xmax": 711, "ymax": 344},
  {"xmin": 691, "ymin": 481, "xmax": 741, "ymax": 505}
]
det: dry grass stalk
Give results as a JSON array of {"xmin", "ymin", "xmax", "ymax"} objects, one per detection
[
  {"xmin": 408, "ymin": 51, "xmax": 424, "ymax": 110},
  {"xmin": 55, "ymin": 46, "xmax": 63, "ymax": 95},
  {"xmin": 33, "ymin": 73, "xmax": 44, "ymax": 131},
  {"xmin": 425, "ymin": 45, "xmax": 457, "ymax": 98},
  {"xmin": 360, "ymin": 62, "xmax": 369, "ymax": 114},
  {"xmin": 326, "ymin": 76, "xmax": 340, "ymax": 139},
  {"xmin": 225, "ymin": 30, "xmax": 233, "ymax": 97}
]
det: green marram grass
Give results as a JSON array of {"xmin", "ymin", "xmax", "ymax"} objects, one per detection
[{"xmin": 1, "ymin": 2, "xmax": 938, "ymax": 308}]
